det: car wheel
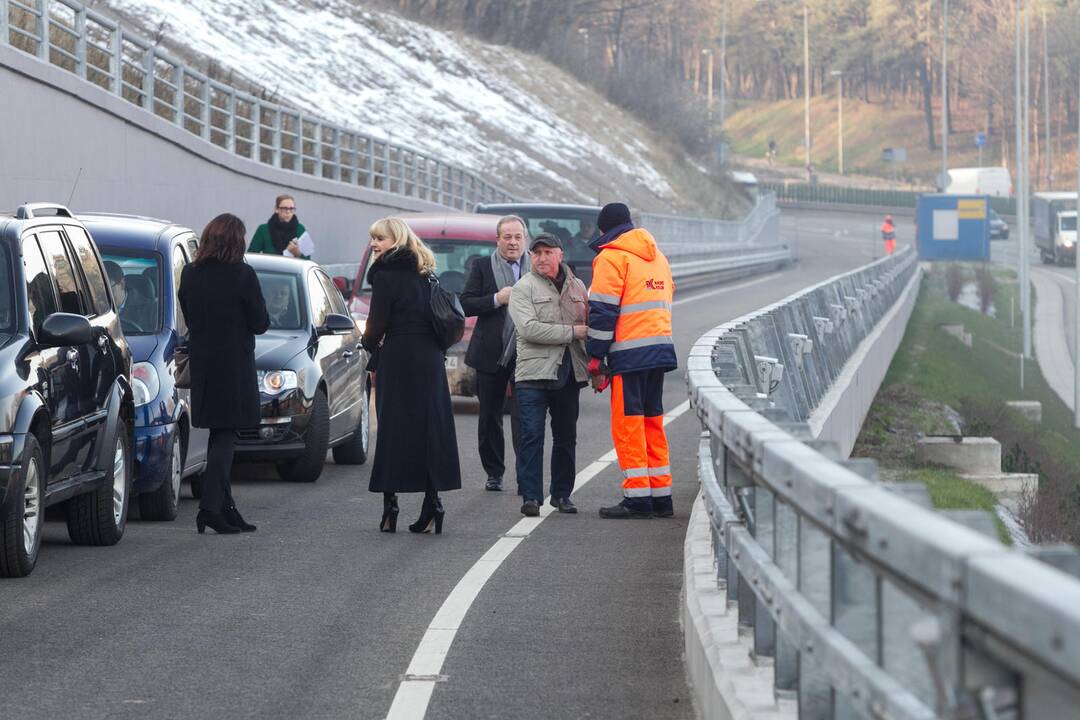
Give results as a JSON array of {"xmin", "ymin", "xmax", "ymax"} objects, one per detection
[
  {"xmin": 276, "ymin": 390, "xmax": 329, "ymax": 483},
  {"xmin": 66, "ymin": 424, "xmax": 131, "ymax": 546},
  {"xmin": 0, "ymin": 435, "xmax": 45, "ymax": 578},
  {"xmin": 138, "ymin": 432, "xmax": 182, "ymax": 521},
  {"xmin": 332, "ymin": 383, "xmax": 370, "ymax": 465}
]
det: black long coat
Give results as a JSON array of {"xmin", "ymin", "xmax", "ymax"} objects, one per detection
[
  {"xmin": 361, "ymin": 248, "xmax": 461, "ymax": 494},
  {"xmin": 178, "ymin": 259, "xmax": 270, "ymax": 429},
  {"xmin": 459, "ymin": 258, "xmax": 508, "ymax": 374}
]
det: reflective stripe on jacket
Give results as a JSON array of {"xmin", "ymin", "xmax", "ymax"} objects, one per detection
[{"xmin": 586, "ymin": 227, "xmax": 677, "ymax": 374}]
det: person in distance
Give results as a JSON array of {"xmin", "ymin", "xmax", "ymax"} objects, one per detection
[
  {"xmin": 178, "ymin": 213, "xmax": 270, "ymax": 535},
  {"xmin": 361, "ymin": 217, "xmax": 462, "ymax": 535},
  {"xmin": 459, "ymin": 215, "xmax": 529, "ymax": 494},
  {"xmin": 248, "ymin": 193, "xmax": 315, "ymax": 259}
]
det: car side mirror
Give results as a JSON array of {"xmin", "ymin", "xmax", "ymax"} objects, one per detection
[
  {"xmin": 39, "ymin": 312, "xmax": 93, "ymax": 347},
  {"xmin": 318, "ymin": 313, "xmax": 356, "ymax": 336}
]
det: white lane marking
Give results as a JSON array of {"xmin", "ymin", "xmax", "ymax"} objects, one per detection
[
  {"xmin": 673, "ymin": 271, "xmax": 784, "ymax": 307},
  {"xmin": 384, "ymin": 402, "xmax": 694, "ymax": 719}
]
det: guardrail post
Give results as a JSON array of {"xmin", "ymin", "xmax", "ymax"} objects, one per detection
[
  {"xmin": 73, "ymin": 3, "xmax": 86, "ymax": 79},
  {"xmin": 0, "ymin": 0, "xmax": 8, "ymax": 49},
  {"xmin": 141, "ymin": 46, "xmax": 153, "ymax": 110},
  {"xmin": 797, "ymin": 512, "xmax": 832, "ymax": 718},
  {"xmin": 773, "ymin": 499, "xmax": 799, "ymax": 694},
  {"xmin": 109, "ymin": 27, "xmax": 122, "ymax": 96},
  {"xmin": 270, "ymin": 108, "xmax": 281, "ymax": 167},
  {"xmin": 313, "ymin": 121, "xmax": 323, "ymax": 177},
  {"xmin": 36, "ymin": 0, "xmax": 49, "ymax": 61},
  {"xmin": 174, "ymin": 64, "xmax": 184, "ymax": 123},
  {"xmin": 382, "ymin": 141, "xmax": 391, "ymax": 193},
  {"xmin": 199, "ymin": 78, "xmax": 210, "ymax": 141}
]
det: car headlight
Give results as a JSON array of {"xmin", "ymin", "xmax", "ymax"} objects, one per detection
[
  {"xmin": 132, "ymin": 362, "xmax": 160, "ymax": 407},
  {"xmin": 258, "ymin": 370, "xmax": 298, "ymax": 395}
]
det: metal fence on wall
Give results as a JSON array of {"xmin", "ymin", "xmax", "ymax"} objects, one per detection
[
  {"xmin": 764, "ymin": 181, "xmax": 1018, "ymax": 217},
  {"xmin": 686, "ymin": 247, "xmax": 1080, "ymax": 718},
  {"xmin": 1, "ymin": 0, "xmax": 516, "ymax": 210}
]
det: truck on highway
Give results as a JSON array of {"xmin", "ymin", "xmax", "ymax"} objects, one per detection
[
  {"xmin": 1033, "ymin": 192, "xmax": 1078, "ymax": 266},
  {"xmin": 944, "ymin": 166, "xmax": 1012, "ymax": 197}
]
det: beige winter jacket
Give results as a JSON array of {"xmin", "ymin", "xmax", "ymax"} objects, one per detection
[{"xmin": 508, "ymin": 264, "xmax": 589, "ymax": 384}]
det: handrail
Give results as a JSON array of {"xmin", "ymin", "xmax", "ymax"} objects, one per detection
[
  {"xmin": 686, "ymin": 247, "xmax": 1080, "ymax": 716},
  {"xmin": 1, "ymin": 0, "xmax": 517, "ymax": 210}
]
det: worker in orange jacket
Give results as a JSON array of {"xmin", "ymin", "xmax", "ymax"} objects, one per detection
[
  {"xmin": 587, "ymin": 203, "xmax": 678, "ymax": 519},
  {"xmin": 881, "ymin": 215, "xmax": 897, "ymax": 256}
]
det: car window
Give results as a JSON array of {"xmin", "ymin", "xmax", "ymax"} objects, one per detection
[
  {"xmin": 307, "ymin": 271, "xmax": 333, "ymax": 327},
  {"xmin": 316, "ymin": 270, "xmax": 349, "ymax": 317},
  {"xmin": 171, "ymin": 244, "xmax": 188, "ymax": 336},
  {"xmin": 22, "ymin": 236, "xmax": 58, "ymax": 336},
  {"xmin": 256, "ymin": 270, "xmax": 304, "ymax": 330},
  {"xmin": 99, "ymin": 250, "xmax": 163, "ymax": 335},
  {"xmin": 37, "ymin": 230, "xmax": 85, "ymax": 315},
  {"xmin": 0, "ymin": 244, "xmax": 14, "ymax": 335},
  {"xmin": 358, "ymin": 239, "xmax": 496, "ymax": 296},
  {"xmin": 65, "ymin": 225, "xmax": 112, "ymax": 316}
]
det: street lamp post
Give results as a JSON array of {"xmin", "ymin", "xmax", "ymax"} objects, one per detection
[
  {"xmin": 1074, "ymin": 65, "xmax": 1079, "ymax": 427},
  {"xmin": 719, "ymin": 0, "xmax": 728, "ymax": 131},
  {"xmin": 942, "ymin": 0, "xmax": 950, "ymax": 186},
  {"xmin": 803, "ymin": 1, "xmax": 811, "ymax": 179},
  {"xmin": 702, "ymin": 49, "xmax": 714, "ymax": 122},
  {"xmin": 831, "ymin": 70, "xmax": 844, "ymax": 175},
  {"xmin": 1024, "ymin": 4, "xmax": 1032, "ymax": 359}
]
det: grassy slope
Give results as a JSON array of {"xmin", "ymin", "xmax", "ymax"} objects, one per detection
[
  {"xmin": 724, "ymin": 97, "xmax": 1080, "ymax": 188},
  {"xmin": 852, "ymin": 269, "xmax": 1080, "ymax": 545}
]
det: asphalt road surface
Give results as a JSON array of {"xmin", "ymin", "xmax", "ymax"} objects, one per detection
[{"xmin": 1, "ymin": 208, "xmax": 903, "ymax": 720}]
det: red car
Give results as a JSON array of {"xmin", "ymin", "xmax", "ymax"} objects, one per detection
[{"xmin": 345, "ymin": 213, "xmax": 500, "ymax": 396}]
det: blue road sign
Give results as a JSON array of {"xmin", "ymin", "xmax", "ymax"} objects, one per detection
[{"xmin": 975, "ymin": 132, "xmax": 987, "ymax": 148}]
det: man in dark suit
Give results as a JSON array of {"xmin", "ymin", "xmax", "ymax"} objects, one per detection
[{"xmin": 460, "ymin": 215, "xmax": 529, "ymax": 492}]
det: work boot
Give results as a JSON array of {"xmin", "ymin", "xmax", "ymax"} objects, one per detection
[
  {"xmin": 599, "ymin": 498, "xmax": 653, "ymax": 519},
  {"xmin": 521, "ymin": 500, "xmax": 540, "ymax": 517},
  {"xmin": 550, "ymin": 496, "xmax": 578, "ymax": 514},
  {"xmin": 652, "ymin": 496, "xmax": 674, "ymax": 518}
]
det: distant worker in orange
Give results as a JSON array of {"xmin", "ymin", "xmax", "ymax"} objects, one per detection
[
  {"xmin": 881, "ymin": 215, "xmax": 897, "ymax": 256},
  {"xmin": 587, "ymin": 203, "xmax": 677, "ymax": 519}
]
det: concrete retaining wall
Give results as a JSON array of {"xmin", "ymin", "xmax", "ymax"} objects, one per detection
[{"xmin": 0, "ymin": 43, "xmax": 444, "ymax": 266}]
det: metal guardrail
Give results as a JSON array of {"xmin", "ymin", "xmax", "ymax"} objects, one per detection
[
  {"xmin": 641, "ymin": 193, "xmax": 780, "ymax": 252},
  {"xmin": 686, "ymin": 247, "xmax": 1080, "ymax": 718},
  {"xmin": 764, "ymin": 181, "xmax": 1018, "ymax": 217},
  {"xmin": 0, "ymin": 0, "xmax": 516, "ymax": 210}
]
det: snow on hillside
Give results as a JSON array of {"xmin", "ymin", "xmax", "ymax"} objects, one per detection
[{"xmin": 101, "ymin": 0, "xmax": 691, "ymax": 210}]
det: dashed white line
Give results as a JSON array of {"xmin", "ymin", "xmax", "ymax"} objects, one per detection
[{"xmin": 383, "ymin": 400, "xmax": 693, "ymax": 719}]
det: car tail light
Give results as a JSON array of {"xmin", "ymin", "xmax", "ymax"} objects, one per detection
[{"xmin": 132, "ymin": 362, "xmax": 160, "ymax": 407}]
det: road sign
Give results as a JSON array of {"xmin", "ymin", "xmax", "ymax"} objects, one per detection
[{"xmin": 975, "ymin": 132, "xmax": 987, "ymax": 148}]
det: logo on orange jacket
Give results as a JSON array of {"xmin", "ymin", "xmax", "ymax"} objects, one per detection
[{"xmin": 644, "ymin": 279, "xmax": 665, "ymax": 291}]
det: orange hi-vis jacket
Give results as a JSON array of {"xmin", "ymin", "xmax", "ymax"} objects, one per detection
[
  {"xmin": 881, "ymin": 220, "xmax": 896, "ymax": 254},
  {"xmin": 586, "ymin": 227, "xmax": 677, "ymax": 374}
]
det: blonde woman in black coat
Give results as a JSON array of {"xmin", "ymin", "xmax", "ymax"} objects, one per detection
[
  {"xmin": 178, "ymin": 214, "xmax": 270, "ymax": 535},
  {"xmin": 362, "ymin": 217, "xmax": 462, "ymax": 534}
]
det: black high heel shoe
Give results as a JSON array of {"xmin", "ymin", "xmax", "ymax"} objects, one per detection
[
  {"xmin": 224, "ymin": 505, "xmax": 257, "ymax": 532},
  {"xmin": 196, "ymin": 509, "xmax": 240, "ymax": 535},
  {"xmin": 408, "ymin": 496, "xmax": 444, "ymax": 535},
  {"xmin": 380, "ymin": 494, "xmax": 399, "ymax": 533}
]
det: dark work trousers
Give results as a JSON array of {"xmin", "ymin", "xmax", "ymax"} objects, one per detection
[
  {"xmin": 200, "ymin": 428, "xmax": 237, "ymax": 513},
  {"xmin": 515, "ymin": 382, "xmax": 580, "ymax": 504},
  {"xmin": 475, "ymin": 366, "xmax": 520, "ymax": 481}
]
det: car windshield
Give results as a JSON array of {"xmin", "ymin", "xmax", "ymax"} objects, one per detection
[
  {"xmin": 256, "ymin": 270, "xmax": 305, "ymax": 330},
  {"xmin": 100, "ymin": 251, "xmax": 162, "ymax": 335},
  {"xmin": 359, "ymin": 239, "xmax": 496, "ymax": 295},
  {"xmin": 1062, "ymin": 215, "xmax": 1078, "ymax": 232},
  {"xmin": 0, "ymin": 244, "xmax": 14, "ymax": 335}
]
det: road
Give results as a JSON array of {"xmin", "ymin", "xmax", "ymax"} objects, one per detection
[{"xmin": 0, "ymin": 208, "xmax": 901, "ymax": 720}]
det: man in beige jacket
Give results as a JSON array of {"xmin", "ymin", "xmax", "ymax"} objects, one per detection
[{"xmin": 508, "ymin": 232, "xmax": 589, "ymax": 517}]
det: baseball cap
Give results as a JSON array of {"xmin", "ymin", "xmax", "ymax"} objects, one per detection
[{"xmin": 529, "ymin": 232, "xmax": 562, "ymax": 250}]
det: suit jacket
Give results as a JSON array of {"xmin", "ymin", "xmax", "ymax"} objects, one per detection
[{"xmin": 460, "ymin": 255, "xmax": 514, "ymax": 374}]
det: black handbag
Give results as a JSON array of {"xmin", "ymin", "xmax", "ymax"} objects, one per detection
[
  {"xmin": 427, "ymin": 274, "xmax": 465, "ymax": 351},
  {"xmin": 173, "ymin": 345, "xmax": 191, "ymax": 389}
]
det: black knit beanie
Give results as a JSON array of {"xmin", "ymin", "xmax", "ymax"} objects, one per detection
[{"xmin": 597, "ymin": 202, "xmax": 632, "ymax": 233}]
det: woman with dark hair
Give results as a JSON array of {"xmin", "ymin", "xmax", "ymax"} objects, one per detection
[
  {"xmin": 248, "ymin": 194, "xmax": 314, "ymax": 259},
  {"xmin": 179, "ymin": 213, "xmax": 270, "ymax": 534},
  {"xmin": 362, "ymin": 217, "xmax": 461, "ymax": 534}
]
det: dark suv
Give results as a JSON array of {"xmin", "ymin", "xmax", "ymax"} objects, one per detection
[{"xmin": 0, "ymin": 204, "xmax": 133, "ymax": 578}]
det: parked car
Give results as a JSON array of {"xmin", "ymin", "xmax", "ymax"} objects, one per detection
[
  {"xmin": 240, "ymin": 254, "xmax": 369, "ymax": 483},
  {"xmin": 83, "ymin": 214, "xmax": 209, "ymax": 519},
  {"xmin": 989, "ymin": 209, "xmax": 1010, "ymax": 240},
  {"xmin": 0, "ymin": 203, "xmax": 133, "ymax": 578},
  {"xmin": 474, "ymin": 203, "xmax": 600, "ymax": 287},
  {"xmin": 342, "ymin": 213, "xmax": 500, "ymax": 397}
]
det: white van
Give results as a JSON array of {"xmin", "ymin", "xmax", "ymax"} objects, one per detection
[{"xmin": 944, "ymin": 167, "xmax": 1013, "ymax": 197}]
